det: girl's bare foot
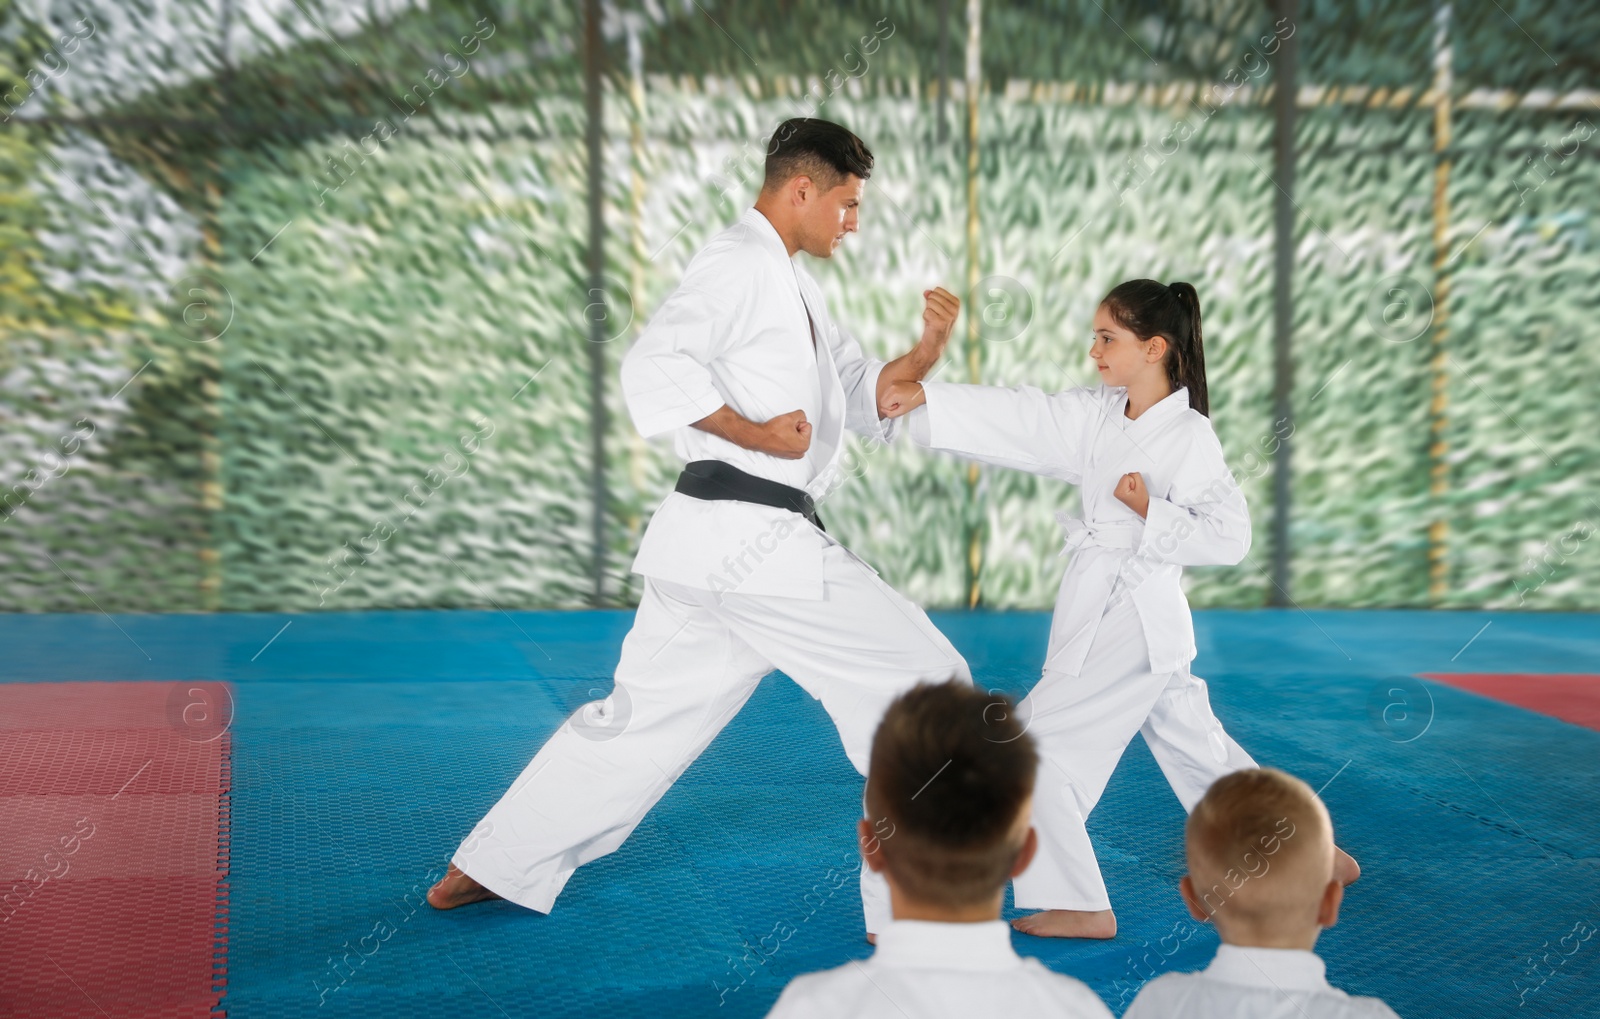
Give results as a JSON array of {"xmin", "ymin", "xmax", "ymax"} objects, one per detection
[
  {"xmin": 426, "ymin": 863, "xmax": 503, "ymax": 910},
  {"xmin": 1011, "ymin": 908, "xmax": 1117, "ymax": 939},
  {"xmin": 866, "ymin": 932, "xmax": 877, "ymax": 945},
  {"xmin": 1335, "ymin": 846, "xmax": 1361, "ymax": 886}
]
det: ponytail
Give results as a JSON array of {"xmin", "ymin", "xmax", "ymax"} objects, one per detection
[
  {"xmin": 1164, "ymin": 281, "xmax": 1208, "ymax": 417},
  {"xmin": 1100, "ymin": 278, "xmax": 1211, "ymax": 417}
]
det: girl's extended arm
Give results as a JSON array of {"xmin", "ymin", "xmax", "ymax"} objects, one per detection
[{"xmin": 900, "ymin": 380, "xmax": 1097, "ymax": 484}]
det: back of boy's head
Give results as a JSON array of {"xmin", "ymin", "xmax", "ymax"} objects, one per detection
[
  {"xmin": 1185, "ymin": 768, "xmax": 1334, "ymax": 932},
  {"xmin": 865, "ymin": 680, "xmax": 1038, "ymax": 909}
]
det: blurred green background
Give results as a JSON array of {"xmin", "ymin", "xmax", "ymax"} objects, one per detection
[{"xmin": 0, "ymin": 0, "xmax": 1594, "ymax": 613}]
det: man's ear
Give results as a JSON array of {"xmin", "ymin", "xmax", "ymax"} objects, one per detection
[
  {"xmin": 792, "ymin": 174, "xmax": 813, "ymax": 207},
  {"xmin": 1009, "ymin": 827, "xmax": 1039, "ymax": 878},
  {"xmin": 1178, "ymin": 875, "xmax": 1211, "ymax": 922},
  {"xmin": 1316, "ymin": 878, "xmax": 1343, "ymax": 929},
  {"xmin": 858, "ymin": 817, "xmax": 887, "ymax": 873}
]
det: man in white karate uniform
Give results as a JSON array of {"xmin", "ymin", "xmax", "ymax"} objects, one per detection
[
  {"xmin": 1124, "ymin": 768, "xmax": 1399, "ymax": 1019},
  {"xmin": 428, "ymin": 118, "xmax": 969, "ymax": 938}
]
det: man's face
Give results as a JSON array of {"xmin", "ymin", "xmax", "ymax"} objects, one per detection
[{"xmin": 800, "ymin": 174, "xmax": 864, "ymax": 258}]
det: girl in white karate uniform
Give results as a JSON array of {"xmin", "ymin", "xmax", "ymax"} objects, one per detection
[{"xmin": 881, "ymin": 279, "xmax": 1358, "ymax": 938}]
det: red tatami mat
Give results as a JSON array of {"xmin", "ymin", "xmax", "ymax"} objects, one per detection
[
  {"xmin": 0, "ymin": 682, "xmax": 231, "ymax": 1018},
  {"xmin": 1419, "ymin": 672, "xmax": 1600, "ymax": 732}
]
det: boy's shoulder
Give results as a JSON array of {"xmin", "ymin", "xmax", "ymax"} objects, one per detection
[
  {"xmin": 1016, "ymin": 957, "xmax": 1116, "ymax": 1013},
  {"xmin": 766, "ymin": 962, "xmax": 916, "ymax": 1017},
  {"xmin": 1127, "ymin": 968, "xmax": 1402, "ymax": 1018},
  {"xmin": 769, "ymin": 957, "xmax": 1113, "ymax": 1018},
  {"xmin": 1123, "ymin": 968, "xmax": 1196, "ymax": 1010},
  {"xmin": 763, "ymin": 965, "xmax": 859, "ymax": 1016}
]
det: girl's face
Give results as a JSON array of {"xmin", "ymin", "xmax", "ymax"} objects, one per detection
[{"xmin": 1089, "ymin": 303, "xmax": 1164, "ymax": 388}]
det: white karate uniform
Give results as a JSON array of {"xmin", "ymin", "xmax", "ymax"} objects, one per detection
[
  {"xmin": 766, "ymin": 919, "xmax": 1115, "ymax": 1018},
  {"xmin": 906, "ymin": 381, "xmax": 1258, "ymax": 910},
  {"xmin": 451, "ymin": 207, "xmax": 969, "ymax": 934},
  {"xmin": 1123, "ymin": 943, "xmax": 1402, "ymax": 1018}
]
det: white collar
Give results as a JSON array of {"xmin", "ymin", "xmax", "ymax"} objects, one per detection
[
  {"xmin": 870, "ymin": 919, "xmax": 1023, "ymax": 971},
  {"xmin": 740, "ymin": 206, "xmax": 794, "ymax": 263},
  {"xmin": 1204, "ymin": 943, "xmax": 1331, "ymax": 992},
  {"xmin": 1112, "ymin": 384, "xmax": 1190, "ymax": 426}
]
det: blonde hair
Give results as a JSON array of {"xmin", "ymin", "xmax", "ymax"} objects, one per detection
[{"xmin": 1186, "ymin": 768, "xmax": 1333, "ymax": 926}]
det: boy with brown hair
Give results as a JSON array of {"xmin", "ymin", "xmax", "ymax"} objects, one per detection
[
  {"xmin": 1125, "ymin": 767, "xmax": 1399, "ymax": 1018},
  {"xmin": 767, "ymin": 680, "xmax": 1112, "ymax": 1017}
]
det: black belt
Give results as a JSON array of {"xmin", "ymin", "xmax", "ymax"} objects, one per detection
[{"xmin": 673, "ymin": 459, "xmax": 825, "ymax": 532}]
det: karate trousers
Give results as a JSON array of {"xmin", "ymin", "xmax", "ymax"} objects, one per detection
[
  {"xmin": 451, "ymin": 539, "xmax": 971, "ymax": 934},
  {"xmin": 1012, "ymin": 579, "xmax": 1258, "ymax": 912}
]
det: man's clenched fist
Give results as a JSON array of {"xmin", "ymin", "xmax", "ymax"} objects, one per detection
[{"xmin": 762, "ymin": 409, "xmax": 812, "ymax": 459}]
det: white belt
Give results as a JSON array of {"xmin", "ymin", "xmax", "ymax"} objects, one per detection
[{"xmin": 1054, "ymin": 510, "xmax": 1139, "ymax": 554}]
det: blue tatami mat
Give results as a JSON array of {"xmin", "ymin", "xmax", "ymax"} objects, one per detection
[{"xmin": 3, "ymin": 609, "xmax": 1597, "ymax": 1017}]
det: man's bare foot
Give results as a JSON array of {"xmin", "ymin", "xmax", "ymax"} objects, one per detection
[
  {"xmin": 1011, "ymin": 909, "xmax": 1117, "ymax": 939},
  {"xmin": 866, "ymin": 932, "xmax": 877, "ymax": 946},
  {"xmin": 426, "ymin": 863, "xmax": 503, "ymax": 910},
  {"xmin": 1335, "ymin": 846, "xmax": 1361, "ymax": 886}
]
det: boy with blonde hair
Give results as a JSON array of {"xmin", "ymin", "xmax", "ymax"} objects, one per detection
[
  {"xmin": 767, "ymin": 680, "xmax": 1112, "ymax": 1018},
  {"xmin": 1125, "ymin": 768, "xmax": 1399, "ymax": 1018}
]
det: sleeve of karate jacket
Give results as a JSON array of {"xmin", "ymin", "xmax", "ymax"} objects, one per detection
[
  {"xmin": 1134, "ymin": 425, "xmax": 1252, "ymax": 566},
  {"xmin": 827, "ymin": 318, "xmax": 901, "ymax": 444},
  {"xmin": 912, "ymin": 380, "xmax": 1098, "ymax": 484},
  {"xmin": 619, "ymin": 283, "xmax": 740, "ymax": 438}
]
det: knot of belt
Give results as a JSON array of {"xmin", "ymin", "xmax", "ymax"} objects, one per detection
[{"xmin": 1054, "ymin": 510, "xmax": 1138, "ymax": 553}]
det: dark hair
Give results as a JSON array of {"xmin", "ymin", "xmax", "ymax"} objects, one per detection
[
  {"xmin": 865, "ymin": 680, "xmax": 1038, "ymax": 909},
  {"xmin": 762, "ymin": 118, "xmax": 873, "ymax": 194},
  {"xmin": 1101, "ymin": 279, "xmax": 1210, "ymax": 417}
]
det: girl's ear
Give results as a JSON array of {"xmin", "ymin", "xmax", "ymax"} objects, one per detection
[{"xmin": 1146, "ymin": 333, "xmax": 1169, "ymax": 363}]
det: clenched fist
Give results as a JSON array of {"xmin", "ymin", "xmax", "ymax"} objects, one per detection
[
  {"xmin": 1113, "ymin": 471, "xmax": 1150, "ymax": 519},
  {"xmin": 921, "ymin": 287, "xmax": 961, "ymax": 351},
  {"xmin": 878, "ymin": 380, "xmax": 926, "ymax": 419},
  {"xmin": 761, "ymin": 409, "xmax": 812, "ymax": 459}
]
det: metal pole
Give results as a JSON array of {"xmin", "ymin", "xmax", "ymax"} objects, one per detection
[
  {"xmin": 584, "ymin": 0, "xmax": 608, "ymax": 606},
  {"xmin": 937, "ymin": 0, "xmax": 950, "ymax": 144},
  {"xmin": 624, "ymin": 16, "xmax": 648, "ymax": 605},
  {"xmin": 198, "ymin": 0, "xmax": 235, "ymax": 610},
  {"xmin": 1427, "ymin": 3, "xmax": 1453, "ymax": 604},
  {"xmin": 1267, "ymin": 0, "xmax": 1299, "ymax": 607},
  {"xmin": 963, "ymin": 0, "xmax": 983, "ymax": 608}
]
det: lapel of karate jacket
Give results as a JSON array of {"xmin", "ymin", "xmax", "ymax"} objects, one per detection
[{"xmin": 789, "ymin": 265, "xmax": 847, "ymax": 497}]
